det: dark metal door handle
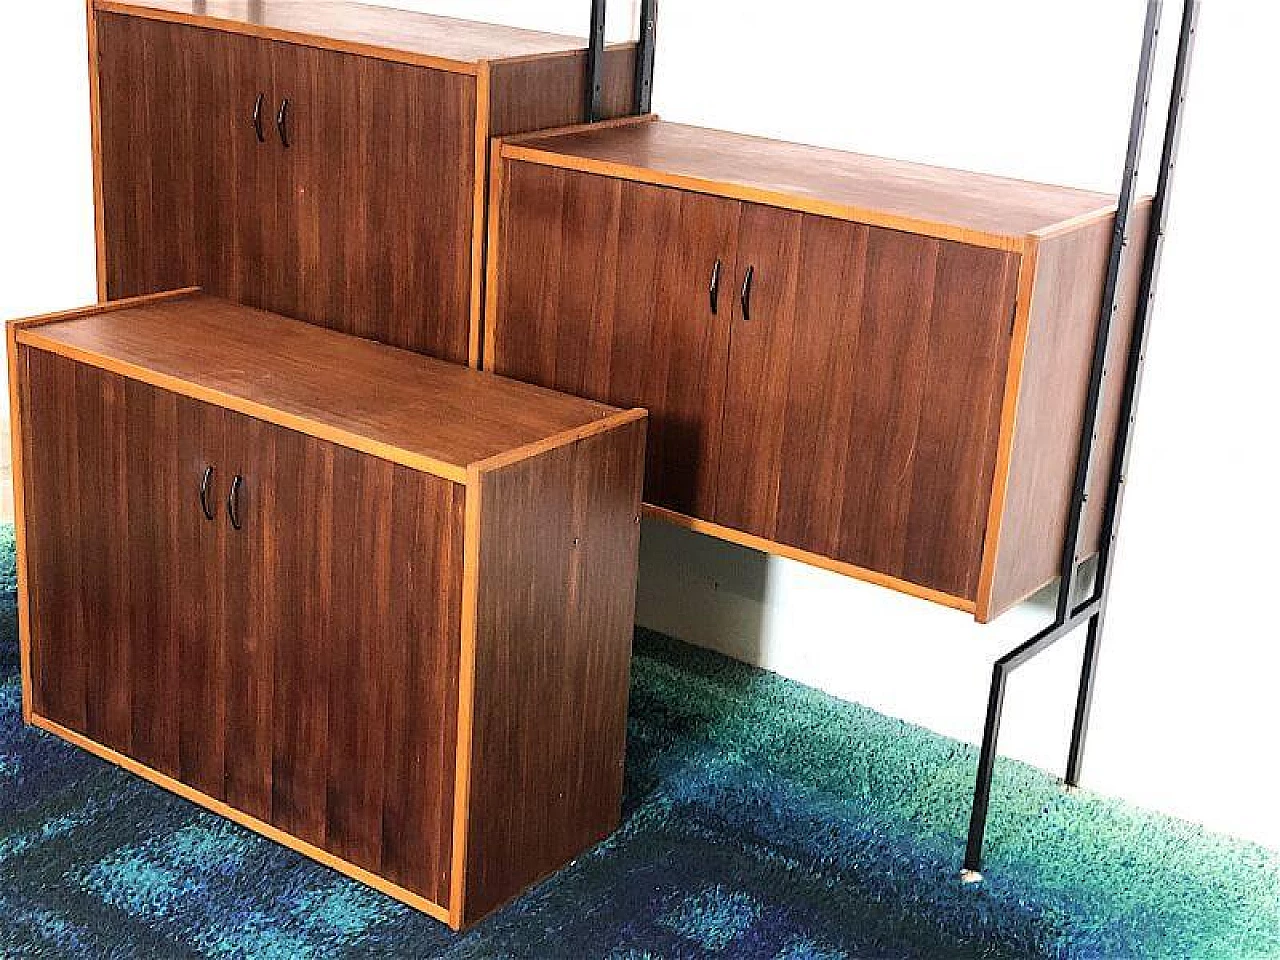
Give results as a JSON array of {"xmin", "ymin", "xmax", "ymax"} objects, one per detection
[
  {"xmin": 709, "ymin": 259, "xmax": 722, "ymax": 315},
  {"xmin": 199, "ymin": 466, "xmax": 216, "ymax": 521},
  {"xmin": 740, "ymin": 266, "xmax": 755, "ymax": 323},
  {"xmin": 276, "ymin": 97, "xmax": 290, "ymax": 149},
  {"xmin": 227, "ymin": 475, "xmax": 243, "ymax": 531},
  {"xmin": 252, "ymin": 93, "xmax": 266, "ymax": 143}
]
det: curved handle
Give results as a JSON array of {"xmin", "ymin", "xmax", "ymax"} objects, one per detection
[
  {"xmin": 709, "ymin": 259, "xmax": 722, "ymax": 316},
  {"xmin": 276, "ymin": 97, "xmax": 290, "ymax": 149},
  {"xmin": 252, "ymin": 93, "xmax": 266, "ymax": 143},
  {"xmin": 227, "ymin": 475, "xmax": 243, "ymax": 531},
  {"xmin": 740, "ymin": 265, "xmax": 755, "ymax": 324},
  {"xmin": 199, "ymin": 466, "xmax": 216, "ymax": 521}
]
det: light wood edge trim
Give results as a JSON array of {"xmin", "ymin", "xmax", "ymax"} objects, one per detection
[
  {"xmin": 473, "ymin": 408, "xmax": 647, "ymax": 475},
  {"xmin": 645, "ymin": 505, "xmax": 977, "ymax": 616},
  {"xmin": 493, "ymin": 39, "xmax": 636, "ymax": 68},
  {"xmin": 467, "ymin": 61, "xmax": 491, "ymax": 369},
  {"xmin": 14, "ymin": 332, "xmax": 469, "ymax": 485},
  {"xmin": 7, "ymin": 325, "xmax": 33, "ymax": 725},
  {"xmin": 480, "ymin": 139, "xmax": 507, "ymax": 372},
  {"xmin": 6, "ymin": 288, "xmax": 201, "ymax": 330},
  {"xmin": 449, "ymin": 468, "xmax": 485, "ymax": 930},
  {"xmin": 28, "ymin": 714, "xmax": 451, "ymax": 924},
  {"xmin": 93, "ymin": 2, "xmax": 479, "ymax": 74},
  {"xmin": 499, "ymin": 146, "xmax": 1025, "ymax": 253},
  {"xmin": 87, "ymin": 0, "xmax": 107, "ymax": 301},
  {"xmin": 498, "ymin": 112, "xmax": 657, "ymax": 148},
  {"xmin": 974, "ymin": 240, "xmax": 1042, "ymax": 623},
  {"xmin": 1031, "ymin": 204, "xmax": 1121, "ymax": 240}
]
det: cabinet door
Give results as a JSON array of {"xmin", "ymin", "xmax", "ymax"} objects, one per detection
[
  {"xmin": 97, "ymin": 14, "xmax": 273, "ymax": 303},
  {"xmin": 268, "ymin": 43, "xmax": 477, "ymax": 362},
  {"xmin": 715, "ymin": 210, "xmax": 1020, "ymax": 600},
  {"xmin": 491, "ymin": 164, "xmax": 738, "ymax": 517},
  {"xmin": 220, "ymin": 421, "xmax": 464, "ymax": 905},
  {"xmin": 20, "ymin": 352, "xmax": 226, "ymax": 782}
]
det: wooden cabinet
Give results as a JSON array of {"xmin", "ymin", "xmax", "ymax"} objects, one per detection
[
  {"xmin": 9, "ymin": 290, "xmax": 647, "ymax": 929},
  {"xmin": 485, "ymin": 118, "xmax": 1150, "ymax": 622},
  {"xmin": 90, "ymin": 0, "xmax": 640, "ymax": 365}
]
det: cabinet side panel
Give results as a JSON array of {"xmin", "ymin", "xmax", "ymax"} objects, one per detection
[
  {"xmin": 487, "ymin": 46, "xmax": 638, "ymax": 138},
  {"xmin": 463, "ymin": 420, "xmax": 645, "ymax": 925},
  {"xmin": 986, "ymin": 203, "xmax": 1151, "ymax": 618}
]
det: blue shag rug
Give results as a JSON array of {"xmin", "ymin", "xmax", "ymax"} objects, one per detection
[{"xmin": 1, "ymin": 524, "xmax": 1278, "ymax": 958}]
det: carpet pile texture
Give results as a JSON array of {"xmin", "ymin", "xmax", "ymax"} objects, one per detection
[{"xmin": 1, "ymin": 525, "xmax": 1278, "ymax": 958}]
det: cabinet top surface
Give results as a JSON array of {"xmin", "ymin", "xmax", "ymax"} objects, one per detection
[
  {"xmin": 16, "ymin": 294, "xmax": 624, "ymax": 480},
  {"xmin": 96, "ymin": 0, "xmax": 597, "ymax": 68},
  {"xmin": 505, "ymin": 120, "xmax": 1123, "ymax": 246}
]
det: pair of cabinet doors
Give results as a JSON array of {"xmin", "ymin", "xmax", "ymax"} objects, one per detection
[
  {"xmin": 490, "ymin": 164, "xmax": 1022, "ymax": 601},
  {"xmin": 96, "ymin": 13, "xmax": 475, "ymax": 361},
  {"xmin": 20, "ymin": 349, "xmax": 462, "ymax": 906}
]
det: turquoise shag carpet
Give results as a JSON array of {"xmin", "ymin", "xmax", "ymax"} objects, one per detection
[{"xmin": 1, "ymin": 524, "xmax": 1278, "ymax": 958}]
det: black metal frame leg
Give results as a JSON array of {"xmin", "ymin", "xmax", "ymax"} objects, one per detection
[{"xmin": 961, "ymin": 0, "xmax": 1200, "ymax": 881}]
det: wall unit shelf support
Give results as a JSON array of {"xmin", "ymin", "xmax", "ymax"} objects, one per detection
[
  {"xmin": 962, "ymin": 0, "xmax": 1200, "ymax": 881},
  {"xmin": 587, "ymin": 0, "xmax": 658, "ymax": 121}
]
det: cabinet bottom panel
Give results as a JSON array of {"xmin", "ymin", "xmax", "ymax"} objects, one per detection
[
  {"xmin": 27, "ymin": 713, "xmax": 456, "ymax": 928},
  {"xmin": 643, "ymin": 504, "xmax": 977, "ymax": 615}
]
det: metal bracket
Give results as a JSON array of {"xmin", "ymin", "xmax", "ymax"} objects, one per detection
[
  {"xmin": 586, "ymin": 0, "xmax": 659, "ymax": 122},
  {"xmin": 963, "ymin": 0, "xmax": 1200, "ymax": 877}
]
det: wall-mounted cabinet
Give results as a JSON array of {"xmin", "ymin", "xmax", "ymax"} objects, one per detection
[
  {"xmin": 485, "ymin": 118, "xmax": 1151, "ymax": 621},
  {"xmin": 89, "ymin": 0, "xmax": 638, "ymax": 365}
]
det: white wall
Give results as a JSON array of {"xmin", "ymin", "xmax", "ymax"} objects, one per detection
[{"xmin": 2, "ymin": 1, "xmax": 1276, "ymax": 850}]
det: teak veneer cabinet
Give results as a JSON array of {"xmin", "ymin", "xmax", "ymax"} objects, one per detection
[
  {"xmin": 88, "ymin": 0, "xmax": 638, "ymax": 365},
  {"xmin": 7, "ymin": 290, "xmax": 647, "ymax": 929},
  {"xmin": 484, "ymin": 117, "xmax": 1152, "ymax": 622}
]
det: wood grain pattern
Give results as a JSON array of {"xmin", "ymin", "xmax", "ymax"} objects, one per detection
[
  {"xmin": 309, "ymin": 445, "xmax": 462, "ymax": 903},
  {"xmin": 97, "ymin": 14, "xmax": 270, "ymax": 303},
  {"xmin": 504, "ymin": 121, "xmax": 1123, "ymax": 250},
  {"xmin": 18, "ymin": 346, "xmax": 465, "ymax": 908},
  {"xmin": 86, "ymin": 0, "xmax": 107, "ymax": 299},
  {"xmin": 95, "ymin": 0, "xmax": 603, "ymax": 71},
  {"xmin": 221, "ymin": 413, "xmax": 275, "ymax": 823},
  {"xmin": 461, "ymin": 418, "xmax": 645, "ymax": 925},
  {"xmin": 174, "ymin": 395, "xmax": 228, "ymax": 800},
  {"xmin": 714, "ymin": 211, "xmax": 1019, "ymax": 600},
  {"xmin": 487, "ymin": 157, "xmax": 1022, "ymax": 602},
  {"xmin": 17, "ymin": 294, "xmax": 621, "ymax": 480},
  {"xmin": 269, "ymin": 42, "xmax": 476, "ymax": 361},
  {"xmin": 21, "ymin": 351, "xmax": 92, "ymax": 735},
  {"xmin": 121, "ymin": 378, "xmax": 181, "ymax": 779},
  {"xmin": 489, "ymin": 162, "xmax": 738, "ymax": 518},
  {"xmin": 16, "ymin": 299, "xmax": 645, "ymax": 932},
  {"xmin": 487, "ymin": 45, "xmax": 638, "ymax": 138},
  {"xmin": 982, "ymin": 203, "xmax": 1151, "ymax": 619},
  {"xmin": 29, "ymin": 714, "xmax": 452, "ymax": 925},
  {"xmin": 97, "ymin": 13, "xmax": 477, "ymax": 362}
]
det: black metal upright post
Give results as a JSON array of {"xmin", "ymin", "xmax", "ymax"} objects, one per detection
[
  {"xmin": 586, "ymin": 0, "xmax": 608, "ymax": 122},
  {"xmin": 961, "ymin": 0, "xmax": 1200, "ymax": 881},
  {"xmin": 586, "ymin": 0, "xmax": 658, "ymax": 122},
  {"xmin": 634, "ymin": 0, "xmax": 659, "ymax": 114}
]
